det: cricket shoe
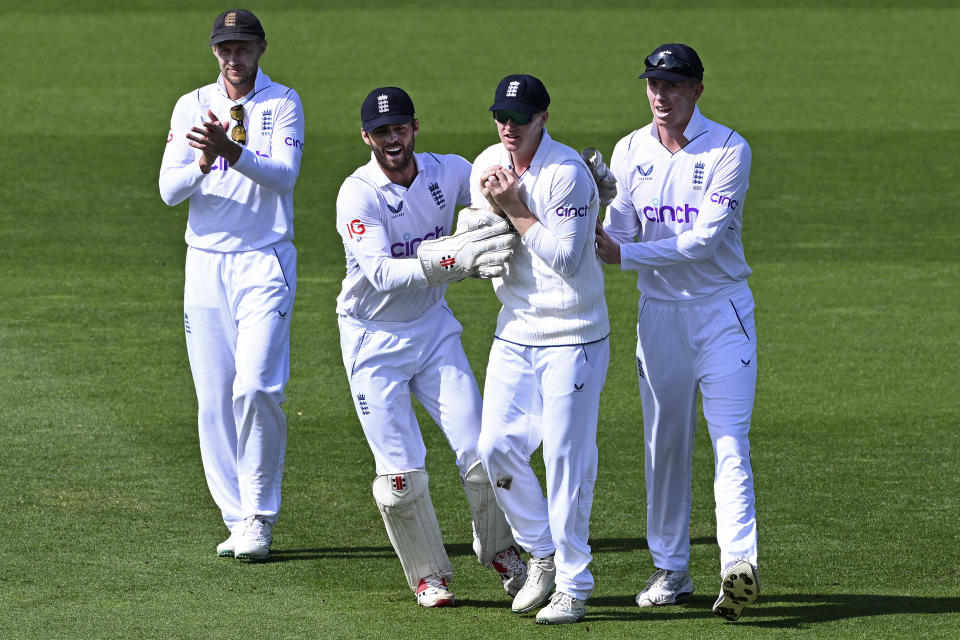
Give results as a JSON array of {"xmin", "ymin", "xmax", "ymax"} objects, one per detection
[
  {"xmin": 233, "ymin": 515, "xmax": 272, "ymax": 561},
  {"xmin": 712, "ymin": 560, "xmax": 759, "ymax": 621},
  {"xmin": 635, "ymin": 568, "xmax": 695, "ymax": 607},
  {"xmin": 491, "ymin": 545, "xmax": 527, "ymax": 597},
  {"xmin": 416, "ymin": 574, "xmax": 455, "ymax": 607},
  {"xmin": 511, "ymin": 553, "xmax": 555, "ymax": 613},
  {"xmin": 216, "ymin": 530, "xmax": 239, "ymax": 557},
  {"xmin": 535, "ymin": 591, "xmax": 587, "ymax": 625}
]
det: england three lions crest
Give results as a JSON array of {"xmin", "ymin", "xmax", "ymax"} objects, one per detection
[{"xmin": 428, "ymin": 182, "xmax": 446, "ymax": 209}]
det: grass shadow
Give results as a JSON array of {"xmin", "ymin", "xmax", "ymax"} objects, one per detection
[
  {"xmin": 264, "ymin": 536, "xmax": 717, "ymax": 563},
  {"xmin": 586, "ymin": 593, "xmax": 960, "ymax": 627}
]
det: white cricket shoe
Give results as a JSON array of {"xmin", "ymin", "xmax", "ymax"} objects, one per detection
[
  {"xmin": 636, "ymin": 568, "xmax": 695, "ymax": 607},
  {"xmin": 712, "ymin": 560, "xmax": 760, "ymax": 621},
  {"xmin": 233, "ymin": 515, "xmax": 273, "ymax": 561},
  {"xmin": 511, "ymin": 553, "xmax": 555, "ymax": 613},
  {"xmin": 535, "ymin": 591, "xmax": 587, "ymax": 625},
  {"xmin": 216, "ymin": 530, "xmax": 239, "ymax": 557},
  {"xmin": 491, "ymin": 545, "xmax": 527, "ymax": 597},
  {"xmin": 416, "ymin": 574, "xmax": 455, "ymax": 607}
]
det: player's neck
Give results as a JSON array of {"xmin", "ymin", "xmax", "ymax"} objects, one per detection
[
  {"xmin": 657, "ymin": 123, "xmax": 690, "ymax": 154},
  {"xmin": 380, "ymin": 160, "xmax": 418, "ymax": 189},
  {"xmin": 223, "ymin": 73, "xmax": 258, "ymax": 102}
]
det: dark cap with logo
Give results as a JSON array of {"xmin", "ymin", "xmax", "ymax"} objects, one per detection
[
  {"xmin": 210, "ymin": 9, "xmax": 266, "ymax": 45},
  {"xmin": 361, "ymin": 87, "xmax": 415, "ymax": 132},
  {"xmin": 489, "ymin": 74, "xmax": 550, "ymax": 115},
  {"xmin": 639, "ymin": 44, "xmax": 704, "ymax": 83}
]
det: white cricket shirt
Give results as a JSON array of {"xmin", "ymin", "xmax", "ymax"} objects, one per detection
[
  {"xmin": 471, "ymin": 130, "xmax": 609, "ymax": 346},
  {"xmin": 159, "ymin": 69, "xmax": 305, "ymax": 252},
  {"xmin": 336, "ymin": 152, "xmax": 472, "ymax": 322},
  {"xmin": 604, "ymin": 105, "xmax": 752, "ymax": 301}
]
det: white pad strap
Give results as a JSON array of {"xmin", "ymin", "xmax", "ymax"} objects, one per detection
[
  {"xmin": 462, "ymin": 461, "xmax": 516, "ymax": 566},
  {"xmin": 373, "ymin": 472, "xmax": 452, "ymax": 590}
]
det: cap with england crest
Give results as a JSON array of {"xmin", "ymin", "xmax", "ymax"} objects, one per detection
[
  {"xmin": 639, "ymin": 43, "xmax": 704, "ymax": 83},
  {"xmin": 209, "ymin": 9, "xmax": 266, "ymax": 45},
  {"xmin": 361, "ymin": 87, "xmax": 416, "ymax": 132},
  {"xmin": 489, "ymin": 74, "xmax": 550, "ymax": 115}
]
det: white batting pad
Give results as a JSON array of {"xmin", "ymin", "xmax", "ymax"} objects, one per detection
[
  {"xmin": 373, "ymin": 471, "xmax": 452, "ymax": 590},
  {"xmin": 462, "ymin": 461, "xmax": 516, "ymax": 566}
]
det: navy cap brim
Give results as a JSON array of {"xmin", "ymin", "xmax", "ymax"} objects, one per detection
[
  {"xmin": 362, "ymin": 113, "xmax": 414, "ymax": 132},
  {"xmin": 488, "ymin": 101, "xmax": 541, "ymax": 115},
  {"xmin": 639, "ymin": 68, "xmax": 700, "ymax": 83},
  {"xmin": 210, "ymin": 32, "xmax": 262, "ymax": 45}
]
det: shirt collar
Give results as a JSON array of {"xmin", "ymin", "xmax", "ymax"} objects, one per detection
[
  {"xmin": 366, "ymin": 151, "xmax": 422, "ymax": 188},
  {"xmin": 648, "ymin": 104, "xmax": 706, "ymax": 142},
  {"xmin": 502, "ymin": 128, "xmax": 552, "ymax": 174}
]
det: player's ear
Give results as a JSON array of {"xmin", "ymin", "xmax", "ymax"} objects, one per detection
[
  {"xmin": 361, "ymin": 128, "xmax": 372, "ymax": 146},
  {"xmin": 258, "ymin": 39, "xmax": 267, "ymax": 57},
  {"xmin": 412, "ymin": 119, "xmax": 420, "ymax": 138},
  {"xmin": 692, "ymin": 81, "xmax": 704, "ymax": 102}
]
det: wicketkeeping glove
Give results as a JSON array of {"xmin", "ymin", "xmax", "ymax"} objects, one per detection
[
  {"xmin": 417, "ymin": 220, "xmax": 518, "ymax": 285},
  {"xmin": 455, "ymin": 207, "xmax": 509, "ymax": 234},
  {"xmin": 581, "ymin": 147, "xmax": 618, "ymax": 207}
]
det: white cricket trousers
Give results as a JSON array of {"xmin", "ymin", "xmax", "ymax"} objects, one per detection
[
  {"xmin": 637, "ymin": 280, "xmax": 758, "ymax": 574},
  {"xmin": 479, "ymin": 337, "xmax": 609, "ymax": 601},
  {"xmin": 184, "ymin": 242, "xmax": 296, "ymax": 532},
  {"xmin": 337, "ymin": 301, "xmax": 483, "ymax": 476}
]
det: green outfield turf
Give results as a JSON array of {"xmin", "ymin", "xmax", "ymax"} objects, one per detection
[{"xmin": 1, "ymin": 1, "xmax": 958, "ymax": 638}]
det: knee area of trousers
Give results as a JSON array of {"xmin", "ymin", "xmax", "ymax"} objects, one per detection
[
  {"xmin": 478, "ymin": 431, "xmax": 523, "ymax": 467},
  {"xmin": 234, "ymin": 386, "xmax": 283, "ymax": 409},
  {"xmin": 372, "ymin": 471, "xmax": 429, "ymax": 510}
]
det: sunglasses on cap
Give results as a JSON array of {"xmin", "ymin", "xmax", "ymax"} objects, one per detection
[
  {"xmin": 230, "ymin": 104, "xmax": 246, "ymax": 145},
  {"xmin": 493, "ymin": 110, "xmax": 534, "ymax": 126},
  {"xmin": 645, "ymin": 51, "xmax": 695, "ymax": 74}
]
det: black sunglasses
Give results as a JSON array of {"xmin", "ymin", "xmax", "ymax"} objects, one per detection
[
  {"xmin": 645, "ymin": 51, "xmax": 694, "ymax": 73},
  {"xmin": 493, "ymin": 109, "xmax": 534, "ymax": 126}
]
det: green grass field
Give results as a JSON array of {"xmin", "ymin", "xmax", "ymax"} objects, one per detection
[{"xmin": 2, "ymin": 1, "xmax": 958, "ymax": 638}]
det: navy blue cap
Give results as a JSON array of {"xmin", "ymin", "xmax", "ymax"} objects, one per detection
[
  {"xmin": 210, "ymin": 9, "xmax": 265, "ymax": 45},
  {"xmin": 639, "ymin": 44, "xmax": 704, "ymax": 83},
  {"xmin": 489, "ymin": 74, "xmax": 550, "ymax": 115},
  {"xmin": 361, "ymin": 87, "xmax": 415, "ymax": 131}
]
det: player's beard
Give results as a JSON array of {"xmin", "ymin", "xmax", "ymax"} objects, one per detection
[{"xmin": 372, "ymin": 141, "xmax": 414, "ymax": 175}]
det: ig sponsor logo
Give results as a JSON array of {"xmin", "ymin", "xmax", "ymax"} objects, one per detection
[
  {"xmin": 391, "ymin": 225, "xmax": 444, "ymax": 257},
  {"xmin": 555, "ymin": 202, "xmax": 588, "ymax": 217},
  {"xmin": 710, "ymin": 192, "xmax": 739, "ymax": 210},
  {"xmin": 347, "ymin": 219, "xmax": 366, "ymax": 239}
]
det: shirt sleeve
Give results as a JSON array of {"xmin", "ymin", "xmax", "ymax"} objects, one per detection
[
  {"xmin": 470, "ymin": 149, "xmax": 493, "ymax": 210},
  {"xmin": 603, "ymin": 136, "xmax": 641, "ymax": 244},
  {"xmin": 621, "ymin": 135, "xmax": 751, "ymax": 269},
  {"xmin": 159, "ymin": 93, "xmax": 206, "ymax": 206},
  {"xmin": 450, "ymin": 154, "xmax": 473, "ymax": 207},
  {"xmin": 231, "ymin": 88, "xmax": 304, "ymax": 195},
  {"xmin": 336, "ymin": 177, "xmax": 429, "ymax": 292},
  {"xmin": 523, "ymin": 161, "xmax": 596, "ymax": 277}
]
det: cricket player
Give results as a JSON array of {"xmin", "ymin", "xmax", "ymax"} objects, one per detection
[
  {"xmin": 595, "ymin": 43, "xmax": 761, "ymax": 622},
  {"xmin": 336, "ymin": 86, "xmax": 526, "ymax": 608},
  {"xmin": 158, "ymin": 9, "xmax": 304, "ymax": 561},
  {"xmin": 472, "ymin": 74, "xmax": 610, "ymax": 625}
]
